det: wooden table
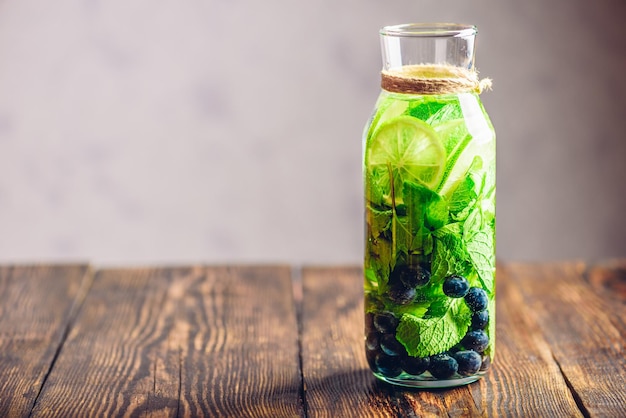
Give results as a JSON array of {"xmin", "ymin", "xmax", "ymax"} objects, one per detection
[{"xmin": 0, "ymin": 261, "xmax": 624, "ymax": 417}]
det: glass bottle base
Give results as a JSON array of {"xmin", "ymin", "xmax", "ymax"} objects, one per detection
[{"xmin": 373, "ymin": 372, "xmax": 484, "ymax": 389}]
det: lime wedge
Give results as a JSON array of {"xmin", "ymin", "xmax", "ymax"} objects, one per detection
[{"xmin": 366, "ymin": 116, "xmax": 445, "ymax": 201}]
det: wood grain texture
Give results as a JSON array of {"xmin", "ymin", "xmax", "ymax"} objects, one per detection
[
  {"xmin": 30, "ymin": 267, "xmax": 182, "ymax": 417},
  {"xmin": 2, "ymin": 262, "xmax": 623, "ymax": 417},
  {"xmin": 30, "ymin": 266, "xmax": 302, "ymax": 418},
  {"xmin": 300, "ymin": 266, "xmax": 398, "ymax": 418},
  {"xmin": 507, "ymin": 262, "xmax": 626, "ymax": 417},
  {"xmin": 0, "ymin": 265, "xmax": 92, "ymax": 417},
  {"xmin": 300, "ymin": 266, "xmax": 586, "ymax": 417},
  {"xmin": 474, "ymin": 264, "xmax": 583, "ymax": 417},
  {"xmin": 585, "ymin": 258, "xmax": 626, "ymax": 303},
  {"xmin": 176, "ymin": 266, "xmax": 302, "ymax": 417}
]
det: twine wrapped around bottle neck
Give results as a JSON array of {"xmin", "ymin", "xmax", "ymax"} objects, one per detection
[{"xmin": 381, "ymin": 64, "xmax": 492, "ymax": 95}]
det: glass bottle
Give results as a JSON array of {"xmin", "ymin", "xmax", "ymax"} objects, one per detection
[{"xmin": 363, "ymin": 23, "xmax": 495, "ymax": 388}]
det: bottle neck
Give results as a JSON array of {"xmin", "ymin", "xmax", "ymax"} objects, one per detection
[
  {"xmin": 380, "ymin": 23, "xmax": 477, "ymax": 72},
  {"xmin": 379, "ymin": 23, "xmax": 491, "ymax": 95}
]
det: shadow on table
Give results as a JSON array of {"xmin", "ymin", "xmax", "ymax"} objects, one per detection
[
  {"xmin": 199, "ymin": 368, "xmax": 468, "ymax": 416},
  {"xmin": 301, "ymin": 367, "xmax": 468, "ymax": 415}
]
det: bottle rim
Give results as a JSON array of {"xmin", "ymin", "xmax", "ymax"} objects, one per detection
[{"xmin": 380, "ymin": 23, "xmax": 477, "ymax": 38}]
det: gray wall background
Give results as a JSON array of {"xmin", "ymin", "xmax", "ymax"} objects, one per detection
[{"xmin": 1, "ymin": 0, "xmax": 625, "ymax": 265}]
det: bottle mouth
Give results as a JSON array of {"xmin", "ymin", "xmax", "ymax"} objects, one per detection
[{"xmin": 380, "ymin": 23, "xmax": 477, "ymax": 38}]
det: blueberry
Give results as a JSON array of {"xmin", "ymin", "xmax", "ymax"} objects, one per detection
[
  {"xmin": 454, "ymin": 350, "xmax": 482, "ymax": 376},
  {"xmin": 392, "ymin": 264, "xmax": 431, "ymax": 288},
  {"xmin": 375, "ymin": 353, "xmax": 403, "ymax": 377},
  {"xmin": 442, "ymin": 275, "xmax": 470, "ymax": 298},
  {"xmin": 462, "ymin": 330, "xmax": 490, "ymax": 352},
  {"xmin": 380, "ymin": 334, "xmax": 407, "ymax": 357},
  {"xmin": 388, "ymin": 283, "xmax": 416, "ymax": 305},
  {"xmin": 464, "ymin": 287, "xmax": 488, "ymax": 312},
  {"xmin": 428, "ymin": 354, "xmax": 458, "ymax": 379},
  {"xmin": 401, "ymin": 355, "xmax": 430, "ymax": 376},
  {"xmin": 373, "ymin": 312, "xmax": 399, "ymax": 333},
  {"xmin": 471, "ymin": 310, "xmax": 489, "ymax": 330},
  {"xmin": 365, "ymin": 331, "xmax": 380, "ymax": 351}
]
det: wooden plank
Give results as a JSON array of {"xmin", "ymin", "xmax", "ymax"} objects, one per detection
[
  {"xmin": 0, "ymin": 265, "xmax": 92, "ymax": 417},
  {"xmin": 30, "ymin": 267, "xmax": 180, "ymax": 417},
  {"xmin": 30, "ymin": 266, "xmax": 302, "ymax": 417},
  {"xmin": 300, "ymin": 266, "xmax": 399, "ymax": 417},
  {"xmin": 300, "ymin": 266, "xmax": 584, "ymax": 417},
  {"xmin": 471, "ymin": 264, "xmax": 583, "ymax": 417},
  {"xmin": 176, "ymin": 266, "xmax": 302, "ymax": 417},
  {"xmin": 508, "ymin": 262, "xmax": 626, "ymax": 417},
  {"xmin": 585, "ymin": 258, "xmax": 626, "ymax": 303}
]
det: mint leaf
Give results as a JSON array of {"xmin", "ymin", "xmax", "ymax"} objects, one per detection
[
  {"xmin": 450, "ymin": 205, "xmax": 473, "ymax": 222},
  {"xmin": 366, "ymin": 171, "xmax": 390, "ymax": 207},
  {"xmin": 424, "ymin": 297, "xmax": 451, "ymax": 318},
  {"xmin": 466, "ymin": 227, "xmax": 495, "ymax": 293},
  {"xmin": 366, "ymin": 206, "xmax": 392, "ymax": 238},
  {"xmin": 364, "ymin": 246, "xmax": 391, "ymax": 290},
  {"xmin": 383, "ymin": 181, "xmax": 449, "ymax": 264},
  {"xmin": 426, "ymin": 198, "xmax": 449, "ymax": 230},
  {"xmin": 392, "ymin": 214, "xmax": 414, "ymax": 260},
  {"xmin": 460, "ymin": 204, "xmax": 495, "ymax": 294},
  {"xmin": 423, "ymin": 233, "xmax": 433, "ymax": 256},
  {"xmin": 402, "ymin": 181, "xmax": 449, "ymax": 231},
  {"xmin": 431, "ymin": 224, "xmax": 470, "ymax": 283},
  {"xmin": 432, "ymin": 222, "xmax": 462, "ymax": 238},
  {"xmin": 481, "ymin": 183, "xmax": 496, "ymax": 226},
  {"xmin": 365, "ymin": 205, "xmax": 393, "ymax": 289},
  {"xmin": 388, "ymin": 299, "xmax": 431, "ymax": 318},
  {"xmin": 468, "ymin": 155, "xmax": 485, "ymax": 191},
  {"xmin": 448, "ymin": 176, "xmax": 478, "ymax": 215},
  {"xmin": 396, "ymin": 299, "xmax": 472, "ymax": 357},
  {"xmin": 463, "ymin": 207, "xmax": 482, "ymax": 241}
]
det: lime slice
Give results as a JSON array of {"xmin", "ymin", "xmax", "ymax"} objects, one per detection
[{"xmin": 366, "ymin": 116, "xmax": 445, "ymax": 201}]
